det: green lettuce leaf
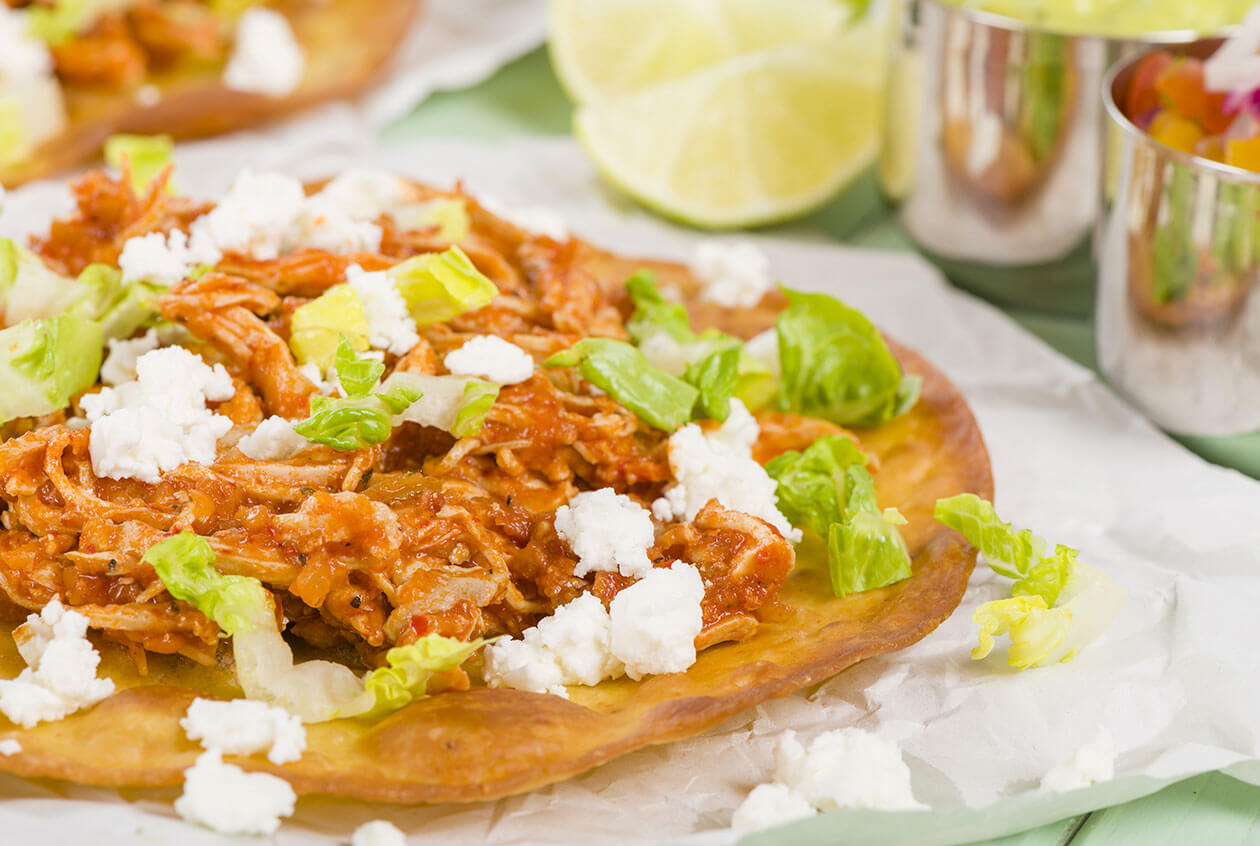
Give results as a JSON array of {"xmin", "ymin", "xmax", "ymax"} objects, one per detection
[
  {"xmin": 332, "ymin": 337, "xmax": 383, "ymax": 398},
  {"xmin": 683, "ymin": 346, "xmax": 739, "ymax": 423},
  {"xmin": 934, "ymin": 493, "xmax": 1076, "ymax": 603},
  {"xmin": 351, "ymin": 638, "xmax": 489, "ymax": 719},
  {"xmin": 390, "ymin": 198, "xmax": 470, "ymax": 242},
  {"xmin": 386, "ymin": 372, "xmax": 499, "ymax": 437},
  {"xmin": 294, "ymin": 396, "xmax": 394, "ymax": 451},
  {"xmin": 288, "ymin": 285, "xmax": 371, "ymax": 373},
  {"xmin": 0, "ymin": 317, "xmax": 103, "ymax": 423},
  {"xmin": 1, "ymin": 241, "xmax": 162, "ymax": 339},
  {"xmin": 766, "ymin": 435, "xmax": 912, "ymax": 597},
  {"xmin": 625, "ymin": 269, "xmax": 692, "ymax": 344},
  {"xmin": 104, "ymin": 134, "xmax": 175, "ymax": 195},
  {"xmin": 775, "ymin": 288, "xmax": 919, "ymax": 427},
  {"xmin": 142, "ymin": 532, "xmax": 485, "ymax": 722},
  {"xmin": 389, "ymin": 246, "xmax": 498, "ymax": 326},
  {"xmin": 142, "ymin": 532, "xmax": 273, "ymax": 635},
  {"xmin": 545, "ymin": 338, "xmax": 698, "ymax": 431},
  {"xmin": 293, "ymin": 345, "xmax": 421, "ymax": 451},
  {"xmin": 936, "ymin": 494, "xmax": 1125, "ymax": 669}
]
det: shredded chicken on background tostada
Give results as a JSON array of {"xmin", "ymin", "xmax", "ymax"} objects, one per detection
[{"xmin": 0, "ymin": 152, "xmax": 921, "ymax": 723}]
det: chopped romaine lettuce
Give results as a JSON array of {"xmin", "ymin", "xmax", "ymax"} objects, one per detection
[
  {"xmin": 142, "ymin": 532, "xmax": 274, "ymax": 635},
  {"xmin": 775, "ymin": 288, "xmax": 920, "ymax": 427},
  {"xmin": 935, "ymin": 494, "xmax": 1125, "ymax": 669},
  {"xmin": 626, "ymin": 269, "xmax": 693, "ymax": 344},
  {"xmin": 331, "ymin": 337, "xmax": 382, "ymax": 398},
  {"xmin": 0, "ymin": 317, "xmax": 103, "ymax": 424},
  {"xmin": 142, "ymin": 532, "xmax": 485, "ymax": 722},
  {"xmin": 683, "ymin": 346, "xmax": 739, "ymax": 423},
  {"xmin": 385, "ymin": 372, "xmax": 500, "ymax": 437},
  {"xmin": 389, "ymin": 246, "xmax": 498, "ymax": 326},
  {"xmin": 293, "ymin": 343, "xmax": 421, "ymax": 451},
  {"xmin": 295, "ymin": 398, "xmax": 393, "ymax": 451},
  {"xmin": 288, "ymin": 285, "xmax": 370, "ymax": 373},
  {"xmin": 545, "ymin": 338, "xmax": 698, "ymax": 431},
  {"xmin": 1, "ymin": 240, "xmax": 161, "ymax": 339},
  {"xmin": 391, "ymin": 198, "xmax": 470, "ymax": 242},
  {"xmin": 351, "ymin": 638, "xmax": 489, "ymax": 719},
  {"xmin": 624, "ymin": 269, "xmax": 777, "ymax": 417},
  {"xmin": 104, "ymin": 134, "xmax": 175, "ymax": 195},
  {"xmin": 766, "ymin": 435, "xmax": 912, "ymax": 597}
]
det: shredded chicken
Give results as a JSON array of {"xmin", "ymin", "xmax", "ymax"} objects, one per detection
[{"xmin": 3, "ymin": 167, "xmax": 809, "ymax": 676}]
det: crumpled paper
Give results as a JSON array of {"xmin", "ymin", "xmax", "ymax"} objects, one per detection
[
  {"xmin": 4, "ymin": 133, "xmax": 1260, "ymax": 846},
  {"xmin": 358, "ymin": 0, "xmax": 545, "ymax": 127}
]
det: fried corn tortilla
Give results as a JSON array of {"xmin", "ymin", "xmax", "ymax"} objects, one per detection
[
  {"xmin": 0, "ymin": 243, "xmax": 991, "ymax": 801},
  {"xmin": 0, "ymin": 0, "xmax": 420, "ymax": 187}
]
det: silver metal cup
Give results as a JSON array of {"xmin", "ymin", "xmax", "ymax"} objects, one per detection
[
  {"xmin": 880, "ymin": 0, "xmax": 1201, "ymax": 314},
  {"xmin": 1096, "ymin": 40, "xmax": 1260, "ymax": 437}
]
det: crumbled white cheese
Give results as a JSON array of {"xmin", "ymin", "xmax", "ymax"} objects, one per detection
[
  {"xmin": 690, "ymin": 241, "xmax": 775, "ymax": 308},
  {"xmin": 0, "ymin": 8, "xmax": 53, "ymax": 80},
  {"xmin": 652, "ymin": 400, "xmax": 799, "ymax": 541},
  {"xmin": 480, "ymin": 196, "xmax": 569, "ymax": 241},
  {"xmin": 352, "ymin": 820, "xmax": 407, "ymax": 846},
  {"xmin": 554, "ymin": 489, "xmax": 655, "ymax": 579},
  {"xmin": 0, "ymin": 738, "xmax": 20, "ymax": 756},
  {"xmin": 345, "ymin": 265, "xmax": 419, "ymax": 356},
  {"xmin": 0, "ymin": 599, "xmax": 115, "ymax": 729},
  {"xmin": 223, "ymin": 8, "xmax": 305, "ymax": 98},
  {"xmin": 298, "ymin": 362, "xmax": 339, "ymax": 396},
  {"xmin": 1040, "ymin": 728, "xmax": 1116, "ymax": 793},
  {"xmin": 174, "ymin": 749, "xmax": 297, "ymax": 836},
  {"xmin": 731, "ymin": 783, "xmax": 818, "ymax": 832},
  {"xmin": 82, "ymin": 347, "xmax": 235, "ymax": 483},
  {"xmin": 314, "ymin": 169, "xmax": 412, "ymax": 222},
  {"xmin": 190, "ymin": 170, "xmax": 307, "ymax": 261},
  {"xmin": 237, "ymin": 415, "xmax": 308, "ymax": 461},
  {"xmin": 180, "ymin": 697, "xmax": 306, "ymax": 765},
  {"xmin": 118, "ymin": 229, "xmax": 221, "ymax": 287},
  {"xmin": 100, "ymin": 329, "xmax": 160, "ymax": 386},
  {"xmin": 286, "ymin": 196, "xmax": 382, "ymax": 255},
  {"xmin": 443, "ymin": 335, "xmax": 534, "ymax": 385},
  {"xmin": 773, "ymin": 728, "xmax": 925, "ymax": 812},
  {"xmin": 483, "ymin": 593, "xmax": 623, "ymax": 698},
  {"xmin": 608, "ymin": 561, "xmax": 705, "ymax": 680},
  {"xmin": 636, "ymin": 333, "xmax": 724, "ymax": 378}
]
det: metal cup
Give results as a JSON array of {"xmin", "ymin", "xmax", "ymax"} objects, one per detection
[
  {"xmin": 880, "ymin": 0, "xmax": 1202, "ymax": 315},
  {"xmin": 1096, "ymin": 40, "xmax": 1260, "ymax": 437}
]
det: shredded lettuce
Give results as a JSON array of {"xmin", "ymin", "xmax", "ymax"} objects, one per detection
[
  {"xmin": 142, "ymin": 532, "xmax": 273, "ymax": 635},
  {"xmin": 332, "ymin": 337, "xmax": 383, "ymax": 398},
  {"xmin": 0, "ymin": 317, "xmax": 103, "ymax": 424},
  {"xmin": 775, "ymin": 288, "xmax": 920, "ymax": 427},
  {"xmin": 385, "ymin": 372, "xmax": 500, "ymax": 437},
  {"xmin": 1, "ymin": 241, "xmax": 161, "ymax": 338},
  {"xmin": 293, "ymin": 342, "xmax": 420, "ymax": 451},
  {"xmin": 104, "ymin": 134, "xmax": 175, "ymax": 196},
  {"xmin": 351, "ymin": 638, "xmax": 489, "ymax": 719},
  {"xmin": 288, "ymin": 285, "xmax": 370, "ymax": 373},
  {"xmin": 682, "ymin": 346, "xmax": 740, "ymax": 423},
  {"xmin": 626, "ymin": 269, "xmax": 693, "ymax": 345},
  {"xmin": 391, "ymin": 198, "xmax": 470, "ymax": 242},
  {"xmin": 545, "ymin": 338, "xmax": 698, "ymax": 431},
  {"xmin": 766, "ymin": 435, "xmax": 912, "ymax": 597},
  {"xmin": 389, "ymin": 246, "xmax": 498, "ymax": 326},
  {"xmin": 935, "ymin": 494, "xmax": 1125, "ymax": 669},
  {"xmin": 143, "ymin": 532, "xmax": 485, "ymax": 722},
  {"xmin": 624, "ymin": 270, "xmax": 777, "ymax": 419}
]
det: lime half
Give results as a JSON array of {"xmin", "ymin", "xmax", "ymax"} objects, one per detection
[{"xmin": 573, "ymin": 38, "xmax": 882, "ymax": 229}]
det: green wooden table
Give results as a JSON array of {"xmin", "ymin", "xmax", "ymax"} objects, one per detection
[{"xmin": 384, "ymin": 47, "xmax": 1260, "ymax": 846}]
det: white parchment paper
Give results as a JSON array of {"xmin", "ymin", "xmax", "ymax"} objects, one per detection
[
  {"xmin": 2, "ymin": 134, "xmax": 1260, "ymax": 846},
  {"xmin": 360, "ymin": 0, "xmax": 545, "ymax": 127}
]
